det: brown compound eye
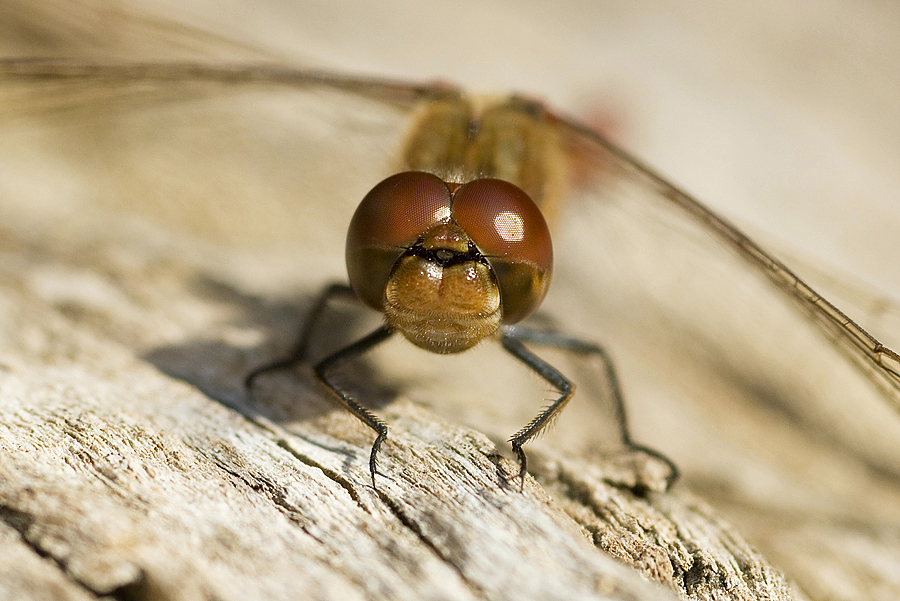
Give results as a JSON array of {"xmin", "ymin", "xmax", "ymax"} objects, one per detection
[
  {"xmin": 452, "ymin": 179, "xmax": 553, "ymax": 324},
  {"xmin": 346, "ymin": 171, "xmax": 453, "ymax": 310}
]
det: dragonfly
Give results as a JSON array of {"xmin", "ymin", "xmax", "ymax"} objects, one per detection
[
  {"xmin": 3, "ymin": 58, "xmax": 900, "ymax": 499},
  {"xmin": 241, "ymin": 92, "xmax": 682, "ymax": 490}
]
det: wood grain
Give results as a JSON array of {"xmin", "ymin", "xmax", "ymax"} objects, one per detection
[{"xmin": 0, "ymin": 187, "xmax": 802, "ymax": 601}]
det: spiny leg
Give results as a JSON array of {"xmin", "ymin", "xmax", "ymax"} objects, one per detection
[
  {"xmin": 503, "ymin": 325, "xmax": 679, "ymax": 491},
  {"xmin": 499, "ymin": 330, "xmax": 575, "ymax": 488},
  {"xmin": 245, "ymin": 282, "xmax": 357, "ymax": 390},
  {"xmin": 315, "ymin": 325, "xmax": 395, "ymax": 486},
  {"xmin": 245, "ymin": 282, "xmax": 395, "ymax": 486}
]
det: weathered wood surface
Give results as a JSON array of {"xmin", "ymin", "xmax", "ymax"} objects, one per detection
[
  {"xmin": 0, "ymin": 207, "xmax": 801, "ymax": 601},
  {"xmin": 2, "ymin": 3, "xmax": 900, "ymax": 600}
]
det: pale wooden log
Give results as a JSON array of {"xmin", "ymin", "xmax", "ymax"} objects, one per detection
[{"xmin": 0, "ymin": 201, "xmax": 801, "ymax": 601}]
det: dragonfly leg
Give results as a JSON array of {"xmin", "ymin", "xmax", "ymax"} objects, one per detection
[
  {"xmin": 500, "ymin": 331, "xmax": 574, "ymax": 489},
  {"xmin": 314, "ymin": 325, "xmax": 395, "ymax": 486},
  {"xmin": 501, "ymin": 325, "xmax": 679, "ymax": 492},
  {"xmin": 244, "ymin": 282, "xmax": 395, "ymax": 485},
  {"xmin": 244, "ymin": 282, "xmax": 357, "ymax": 389}
]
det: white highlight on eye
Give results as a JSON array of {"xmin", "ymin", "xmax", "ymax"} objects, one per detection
[
  {"xmin": 493, "ymin": 211, "xmax": 524, "ymax": 242},
  {"xmin": 433, "ymin": 206, "xmax": 451, "ymax": 221}
]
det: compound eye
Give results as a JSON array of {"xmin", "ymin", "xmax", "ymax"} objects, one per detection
[
  {"xmin": 346, "ymin": 172, "xmax": 453, "ymax": 309},
  {"xmin": 452, "ymin": 179, "xmax": 553, "ymax": 323}
]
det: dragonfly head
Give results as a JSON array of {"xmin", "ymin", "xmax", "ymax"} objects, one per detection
[{"xmin": 346, "ymin": 171, "xmax": 553, "ymax": 353}]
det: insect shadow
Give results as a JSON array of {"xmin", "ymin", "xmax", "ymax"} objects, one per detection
[
  {"xmin": 141, "ymin": 274, "xmax": 666, "ymax": 497},
  {"xmin": 143, "ymin": 274, "xmax": 397, "ymax": 440}
]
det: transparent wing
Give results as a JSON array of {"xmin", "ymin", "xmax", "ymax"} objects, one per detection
[
  {"xmin": 549, "ymin": 115, "xmax": 900, "ymax": 480},
  {"xmin": 546, "ymin": 115, "xmax": 900, "ymax": 522},
  {"xmin": 0, "ymin": 60, "xmax": 438, "ymax": 288}
]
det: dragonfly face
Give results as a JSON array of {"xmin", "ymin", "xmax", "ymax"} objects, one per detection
[{"xmin": 346, "ymin": 171, "xmax": 552, "ymax": 353}]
